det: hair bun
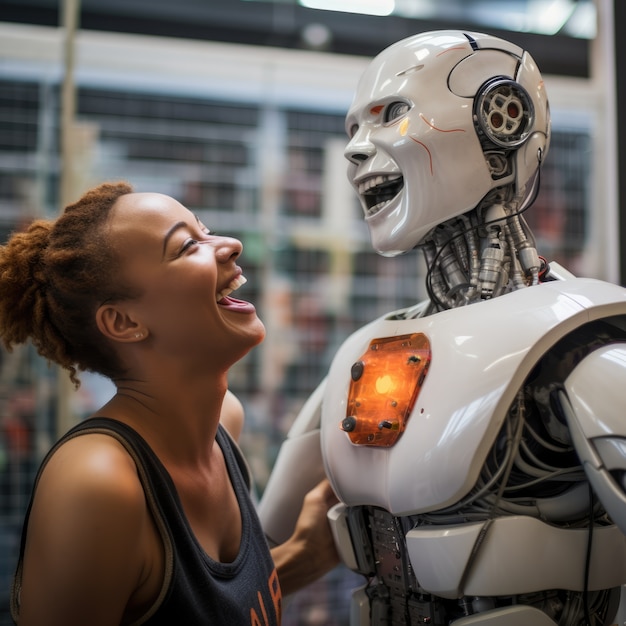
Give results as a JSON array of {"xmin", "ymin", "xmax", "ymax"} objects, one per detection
[{"xmin": 0, "ymin": 219, "xmax": 54, "ymax": 348}]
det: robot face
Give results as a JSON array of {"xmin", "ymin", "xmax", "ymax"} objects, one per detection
[{"xmin": 344, "ymin": 31, "xmax": 549, "ymax": 256}]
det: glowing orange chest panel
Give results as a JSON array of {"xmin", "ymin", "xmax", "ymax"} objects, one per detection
[{"xmin": 340, "ymin": 333, "xmax": 431, "ymax": 447}]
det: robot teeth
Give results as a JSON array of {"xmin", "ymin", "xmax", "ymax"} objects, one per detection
[
  {"xmin": 366, "ymin": 201, "xmax": 386, "ymax": 217},
  {"xmin": 358, "ymin": 173, "xmax": 402, "ymax": 195},
  {"xmin": 360, "ymin": 174, "xmax": 404, "ymax": 215}
]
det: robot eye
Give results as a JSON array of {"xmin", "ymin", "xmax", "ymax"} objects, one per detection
[{"xmin": 384, "ymin": 101, "xmax": 410, "ymax": 123}]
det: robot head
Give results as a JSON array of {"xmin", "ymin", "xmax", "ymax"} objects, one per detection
[{"xmin": 344, "ymin": 30, "xmax": 551, "ymax": 256}]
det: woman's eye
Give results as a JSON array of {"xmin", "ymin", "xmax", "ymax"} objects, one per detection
[
  {"xmin": 180, "ymin": 238, "xmax": 199, "ymax": 254},
  {"xmin": 385, "ymin": 101, "xmax": 410, "ymax": 123}
]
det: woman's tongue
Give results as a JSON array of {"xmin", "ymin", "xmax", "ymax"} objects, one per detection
[{"xmin": 217, "ymin": 294, "xmax": 255, "ymax": 312}]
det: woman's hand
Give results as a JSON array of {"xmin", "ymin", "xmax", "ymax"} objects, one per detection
[{"xmin": 270, "ymin": 478, "xmax": 340, "ymax": 596}]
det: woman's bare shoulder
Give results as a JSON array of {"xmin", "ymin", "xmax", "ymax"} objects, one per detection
[
  {"xmin": 41, "ymin": 431, "xmax": 141, "ymax": 497},
  {"xmin": 17, "ymin": 433, "xmax": 153, "ymax": 625},
  {"xmin": 220, "ymin": 390, "xmax": 245, "ymax": 441},
  {"xmin": 29, "ymin": 432, "xmax": 148, "ymax": 549}
]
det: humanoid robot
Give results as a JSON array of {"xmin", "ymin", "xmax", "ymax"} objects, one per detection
[{"xmin": 258, "ymin": 30, "xmax": 626, "ymax": 625}]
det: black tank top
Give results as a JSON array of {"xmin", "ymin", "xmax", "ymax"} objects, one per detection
[{"xmin": 11, "ymin": 418, "xmax": 282, "ymax": 625}]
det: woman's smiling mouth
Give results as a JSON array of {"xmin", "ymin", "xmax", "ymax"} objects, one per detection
[{"xmin": 217, "ymin": 275, "xmax": 247, "ymax": 303}]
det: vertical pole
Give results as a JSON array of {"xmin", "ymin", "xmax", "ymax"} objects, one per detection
[
  {"xmin": 56, "ymin": 0, "xmax": 81, "ymax": 438},
  {"xmin": 614, "ymin": 0, "xmax": 626, "ymax": 285},
  {"xmin": 590, "ymin": 0, "xmax": 620, "ymax": 283}
]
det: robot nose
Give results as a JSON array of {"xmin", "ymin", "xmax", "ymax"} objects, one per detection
[
  {"xmin": 346, "ymin": 152, "xmax": 368, "ymax": 165},
  {"xmin": 344, "ymin": 126, "xmax": 375, "ymax": 165}
]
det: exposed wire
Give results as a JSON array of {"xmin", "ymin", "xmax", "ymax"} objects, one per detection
[{"xmin": 424, "ymin": 167, "xmax": 543, "ymax": 311}]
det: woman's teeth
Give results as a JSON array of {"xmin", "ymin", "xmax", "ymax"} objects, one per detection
[{"xmin": 217, "ymin": 275, "xmax": 247, "ymax": 302}]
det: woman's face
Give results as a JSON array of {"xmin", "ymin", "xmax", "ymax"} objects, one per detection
[{"xmin": 106, "ymin": 191, "xmax": 265, "ymax": 369}]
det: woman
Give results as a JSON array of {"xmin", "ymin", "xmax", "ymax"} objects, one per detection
[{"xmin": 0, "ymin": 182, "xmax": 338, "ymax": 625}]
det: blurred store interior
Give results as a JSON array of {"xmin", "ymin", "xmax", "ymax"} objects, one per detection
[{"xmin": 0, "ymin": 0, "xmax": 624, "ymax": 623}]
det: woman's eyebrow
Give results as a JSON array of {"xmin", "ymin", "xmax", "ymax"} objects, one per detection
[{"xmin": 162, "ymin": 220, "xmax": 187, "ymax": 258}]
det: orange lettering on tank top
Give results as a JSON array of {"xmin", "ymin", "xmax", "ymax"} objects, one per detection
[
  {"xmin": 268, "ymin": 568, "xmax": 282, "ymax": 623},
  {"xmin": 250, "ymin": 568, "xmax": 282, "ymax": 625}
]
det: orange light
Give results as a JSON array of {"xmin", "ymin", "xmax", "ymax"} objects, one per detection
[{"xmin": 341, "ymin": 333, "xmax": 431, "ymax": 447}]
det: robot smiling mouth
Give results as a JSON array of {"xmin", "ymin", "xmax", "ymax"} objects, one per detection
[{"xmin": 359, "ymin": 173, "xmax": 403, "ymax": 216}]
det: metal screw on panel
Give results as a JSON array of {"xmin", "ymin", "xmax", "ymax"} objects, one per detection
[
  {"xmin": 341, "ymin": 416, "xmax": 357, "ymax": 432},
  {"xmin": 351, "ymin": 361, "xmax": 364, "ymax": 381}
]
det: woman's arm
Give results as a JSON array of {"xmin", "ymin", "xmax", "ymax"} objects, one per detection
[
  {"xmin": 16, "ymin": 435, "xmax": 151, "ymax": 626},
  {"xmin": 222, "ymin": 391, "xmax": 339, "ymax": 594},
  {"xmin": 270, "ymin": 479, "xmax": 340, "ymax": 596}
]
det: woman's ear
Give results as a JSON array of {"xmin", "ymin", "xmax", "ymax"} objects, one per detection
[{"xmin": 96, "ymin": 303, "xmax": 145, "ymax": 343}]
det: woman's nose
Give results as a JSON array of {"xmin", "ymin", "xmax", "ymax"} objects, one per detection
[{"xmin": 213, "ymin": 236, "xmax": 242, "ymax": 262}]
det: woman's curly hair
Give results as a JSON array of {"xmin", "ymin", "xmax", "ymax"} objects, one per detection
[{"xmin": 0, "ymin": 181, "xmax": 138, "ymax": 386}]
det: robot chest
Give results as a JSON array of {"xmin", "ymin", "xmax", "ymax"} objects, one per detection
[
  {"xmin": 320, "ymin": 311, "xmax": 539, "ymax": 514},
  {"xmin": 321, "ymin": 281, "xmax": 626, "ymax": 513}
]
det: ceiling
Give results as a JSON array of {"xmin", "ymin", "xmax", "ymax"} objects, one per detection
[
  {"xmin": 0, "ymin": 0, "xmax": 593, "ymax": 77},
  {"xmin": 286, "ymin": 0, "xmax": 595, "ymax": 38}
]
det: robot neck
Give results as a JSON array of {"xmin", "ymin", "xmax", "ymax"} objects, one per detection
[{"xmin": 420, "ymin": 198, "xmax": 541, "ymax": 312}]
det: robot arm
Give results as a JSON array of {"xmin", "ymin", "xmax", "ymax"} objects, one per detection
[
  {"xmin": 257, "ymin": 378, "xmax": 328, "ymax": 546},
  {"xmin": 557, "ymin": 342, "xmax": 626, "ymax": 535}
]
